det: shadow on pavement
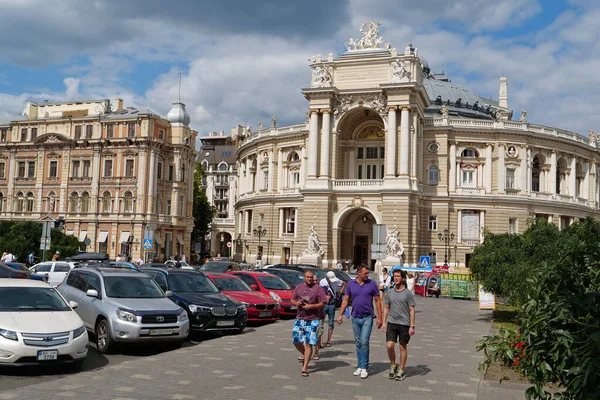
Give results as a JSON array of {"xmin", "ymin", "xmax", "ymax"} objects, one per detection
[
  {"xmin": 309, "ymin": 360, "xmax": 351, "ymax": 373},
  {"xmin": 317, "ymin": 350, "xmax": 352, "ymax": 359}
]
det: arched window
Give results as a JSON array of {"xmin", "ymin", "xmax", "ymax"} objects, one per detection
[
  {"xmin": 123, "ymin": 191, "xmax": 133, "ymax": 213},
  {"xmin": 26, "ymin": 192, "xmax": 34, "ymax": 212},
  {"xmin": 288, "ymin": 152, "xmax": 300, "ymax": 162},
  {"xmin": 81, "ymin": 192, "xmax": 90, "ymax": 213},
  {"xmin": 70, "ymin": 192, "xmax": 79, "ymax": 213},
  {"xmin": 287, "ymin": 152, "xmax": 301, "ymax": 188},
  {"xmin": 102, "ymin": 191, "xmax": 111, "ymax": 213},
  {"xmin": 462, "ymin": 148, "xmax": 479, "ymax": 158},
  {"xmin": 428, "ymin": 165, "xmax": 439, "ymax": 186},
  {"xmin": 532, "ymin": 156, "xmax": 541, "ymax": 192},
  {"xmin": 15, "ymin": 192, "xmax": 24, "ymax": 212},
  {"xmin": 576, "ymin": 162, "xmax": 584, "ymax": 198},
  {"xmin": 218, "ymin": 162, "xmax": 228, "ymax": 171}
]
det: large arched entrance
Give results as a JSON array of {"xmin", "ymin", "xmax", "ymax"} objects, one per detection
[
  {"xmin": 337, "ymin": 207, "xmax": 379, "ymax": 269},
  {"xmin": 216, "ymin": 231, "xmax": 232, "ymax": 259}
]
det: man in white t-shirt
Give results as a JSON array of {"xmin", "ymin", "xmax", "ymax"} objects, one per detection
[
  {"xmin": 4, "ymin": 252, "xmax": 15, "ymax": 262},
  {"xmin": 319, "ymin": 271, "xmax": 346, "ymax": 348},
  {"xmin": 136, "ymin": 257, "xmax": 144, "ymax": 266}
]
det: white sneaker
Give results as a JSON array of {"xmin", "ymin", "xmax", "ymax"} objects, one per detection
[
  {"xmin": 360, "ymin": 369, "xmax": 369, "ymax": 379},
  {"xmin": 353, "ymin": 367, "xmax": 362, "ymax": 376}
]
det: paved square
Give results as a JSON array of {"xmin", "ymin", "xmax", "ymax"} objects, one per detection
[{"xmin": 0, "ymin": 297, "xmax": 525, "ymax": 399}]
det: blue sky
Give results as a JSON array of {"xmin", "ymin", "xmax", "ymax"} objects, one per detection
[{"xmin": 1, "ymin": 0, "xmax": 599, "ymax": 136}]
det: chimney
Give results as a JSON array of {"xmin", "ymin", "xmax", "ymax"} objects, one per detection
[
  {"xmin": 499, "ymin": 77, "xmax": 508, "ymax": 109},
  {"xmin": 24, "ymin": 102, "xmax": 39, "ymax": 119},
  {"xmin": 113, "ymin": 97, "xmax": 124, "ymax": 113}
]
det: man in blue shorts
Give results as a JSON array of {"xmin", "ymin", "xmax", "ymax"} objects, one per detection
[{"xmin": 291, "ymin": 270, "xmax": 327, "ymax": 377}]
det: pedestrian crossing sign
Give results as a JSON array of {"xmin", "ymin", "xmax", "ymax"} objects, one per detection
[
  {"xmin": 143, "ymin": 238, "xmax": 153, "ymax": 249},
  {"xmin": 419, "ymin": 256, "xmax": 431, "ymax": 268}
]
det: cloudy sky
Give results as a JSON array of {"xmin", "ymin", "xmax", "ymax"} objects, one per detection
[{"xmin": 1, "ymin": 0, "xmax": 598, "ymax": 136}]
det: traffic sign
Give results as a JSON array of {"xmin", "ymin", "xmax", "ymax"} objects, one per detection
[
  {"xmin": 419, "ymin": 256, "xmax": 431, "ymax": 268},
  {"xmin": 143, "ymin": 238, "xmax": 153, "ymax": 249},
  {"xmin": 226, "ymin": 241, "xmax": 232, "ymax": 248}
]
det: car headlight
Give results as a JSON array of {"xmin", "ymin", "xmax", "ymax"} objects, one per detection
[
  {"xmin": 116, "ymin": 310, "xmax": 137, "ymax": 323},
  {"xmin": 178, "ymin": 310, "xmax": 189, "ymax": 322},
  {"xmin": 269, "ymin": 292, "xmax": 282, "ymax": 302},
  {"xmin": 188, "ymin": 304, "xmax": 211, "ymax": 313},
  {"xmin": 0, "ymin": 328, "xmax": 17, "ymax": 341},
  {"xmin": 72, "ymin": 326, "xmax": 86, "ymax": 339}
]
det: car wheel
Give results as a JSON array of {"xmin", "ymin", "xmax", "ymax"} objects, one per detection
[{"xmin": 96, "ymin": 319, "xmax": 115, "ymax": 354}]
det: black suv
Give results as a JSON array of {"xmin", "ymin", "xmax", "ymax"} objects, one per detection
[{"xmin": 141, "ymin": 267, "xmax": 248, "ymax": 333}]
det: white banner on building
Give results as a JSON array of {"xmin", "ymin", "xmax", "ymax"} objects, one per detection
[{"xmin": 461, "ymin": 211, "xmax": 480, "ymax": 240}]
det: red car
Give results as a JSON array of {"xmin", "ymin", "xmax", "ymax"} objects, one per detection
[
  {"xmin": 228, "ymin": 271, "xmax": 296, "ymax": 317},
  {"xmin": 205, "ymin": 273, "xmax": 280, "ymax": 322}
]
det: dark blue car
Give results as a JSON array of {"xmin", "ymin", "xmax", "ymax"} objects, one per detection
[{"xmin": 2, "ymin": 262, "xmax": 44, "ymax": 281}]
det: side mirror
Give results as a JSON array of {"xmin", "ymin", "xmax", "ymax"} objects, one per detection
[
  {"xmin": 250, "ymin": 284, "xmax": 258, "ymax": 291},
  {"xmin": 86, "ymin": 289, "xmax": 99, "ymax": 298},
  {"xmin": 165, "ymin": 290, "xmax": 173, "ymax": 297},
  {"xmin": 69, "ymin": 301, "xmax": 79, "ymax": 309}
]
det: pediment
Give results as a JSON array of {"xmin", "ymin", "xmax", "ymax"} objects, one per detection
[
  {"xmin": 34, "ymin": 133, "xmax": 73, "ymax": 144},
  {"xmin": 46, "ymin": 152, "xmax": 61, "ymax": 159},
  {"xmin": 123, "ymin": 149, "xmax": 138, "ymax": 157},
  {"xmin": 102, "ymin": 150, "xmax": 116, "ymax": 157}
]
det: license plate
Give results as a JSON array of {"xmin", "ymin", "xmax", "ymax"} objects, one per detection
[
  {"xmin": 259, "ymin": 311, "xmax": 272, "ymax": 318},
  {"xmin": 149, "ymin": 329, "xmax": 173, "ymax": 336},
  {"xmin": 290, "ymin": 306, "xmax": 297, "ymax": 310},
  {"xmin": 216, "ymin": 320, "xmax": 235, "ymax": 327},
  {"xmin": 37, "ymin": 350, "xmax": 58, "ymax": 361}
]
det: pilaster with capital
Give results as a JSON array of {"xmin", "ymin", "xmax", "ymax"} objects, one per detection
[
  {"xmin": 399, "ymin": 106, "xmax": 411, "ymax": 175},
  {"xmin": 497, "ymin": 143, "xmax": 505, "ymax": 193},
  {"xmin": 320, "ymin": 109, "xmax": 332, "ymax": 177},
  {"xmin": 277, "ymin": 149, "xmax": 283, "ymax": 190},
  {"xmin": 136, "ymin": 149, "xmax": 147, "ymax": 214},
  {"xmin": 449, "ymin": 143, "xmax": 457, "ymax": 192},
  {"xmin": 308, "ymin": 111, "xmax": 320, "ymax": 178},
  {"xmin": 569, "ymin": 156, "xmax": 577, "ymax": 197},
  {"xmin": 268, "ymin": 149, "xmax": 274, "ymax": 192},
  {"xmin": 583, "ymin": 160, "xmax": 590, "ymax": 200},
  {"xmin": 549, "ymin": 151, "xmax": 557, "ymax": 195},
  {"xmin": 147, "ymin": 150, "xmax": 157, "ymax": 212},
  {"xmin": 485, "ymin": 143, "xmax": 493, "ymax": 193},
  {"xmin": 386, "ymin": 106, "xmax": 397, "ymax": 177}
]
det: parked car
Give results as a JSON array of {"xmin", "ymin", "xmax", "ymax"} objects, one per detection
[
  {"xmin": 0, "ymin": 263, "xmax": 30, "ymax": 279},
  {"xmin": 3, "ymin": 262, "xmax": 43, "ymax": 281},
  {"xmin": 0, "ymin": 279, "xmax": 88, "ymax": 366},
  {"xmin": 108, "ymin": 261, "xmax": 137, "ymax": 270},
  {"xmin": 29, "ymin": 261, "xmax": 76, "ymax": 286},
  {"xmin": 198, "ymin": 261, "xmax": 241, "ymax": 273},
  {"xmin": 205, "ymin": 273, "xmax": 280, "ymax": 323},
  {"xmin": 227, "ymin": 271, "xmax": 296, "ymax": 317},
  {"xmin": 256, "ymin": 268, "xmax": 304, "ymax": 289},
  {"xmin": 59, "ymin": 267, "xmax": 189, "ymax": 354},
  {"xmin": 164, "ymin": 260, "xmax": 194, "ymax": 270},
  {"xmin": 141, "ymin": 268, "xmax": 248, "ymax": 333}
]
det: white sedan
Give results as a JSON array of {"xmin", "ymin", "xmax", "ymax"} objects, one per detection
[
  {"xmin": 0, "ymin": 279, "xmax": 88, "ymax": 367},
  {"xmin": 29, "ymin": 261, "xmax": 77, "ymax": 286}
]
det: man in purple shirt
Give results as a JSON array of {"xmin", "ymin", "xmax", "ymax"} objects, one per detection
[
  {"xmin": 291, "ymin": 270, "xmax": 327, "ymax": 377},
  {"xmin": 338, "ymin": 264, "xmax": 382, "ymax": 379}
]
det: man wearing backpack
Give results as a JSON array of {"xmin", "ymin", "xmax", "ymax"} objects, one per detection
[{"xmin": 318, "ymin": 271, "xmax": 347, "ymax": 349}]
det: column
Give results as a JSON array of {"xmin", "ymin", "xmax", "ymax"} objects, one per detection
[
  {"xmin": 479, "ymin": 211, "xmax": 485, "ymax": 243},
  {"xmin": 411, "ymin": 113, "xmax": 418, "ymax": 178},
  {"xmin": 569, "ymin": 157, "xmax": 577, "ymax": 197},
  {"xmin": 136, "ymin": 150, "xmax": 146, "ymax": 214},
  {"xmin": 526, "ymin": 147, "xmax": 532, "ymax": 194},
  {"xmin": 91, "ymin": 150, "xmax": 101, "ymax": 212},
  {"xmin": 307, "ymin": 111, "xmax": 319, "ymax": 178},
  {"xmin": 386, "ymin": 107, "xmax": 397, "ymax": 177},
  {"xmin": 348, "ymin": 148, "xmax": 356, "ymax": 179},
  {"xmin": 268, "ymin": 149, "xmax": 274, "ymax": 192},
  {"xmin": 549, "ymin": 151, "xmax": 557, "ymax": 195},
  {"xmin": 520, "ymin": 147, "xmax": 528, "ymax": 192},
  {"xmin": 457, "ymin": 210, "xmax": 462, "ymax": 243},
  {"xmin": 245, "ymin": 210, "xmax": 251, "ymax": 235},
  {"xmin": 320, "ymin": 110, "xmax": 331, "ymax": 177},
  {"xmin": 277, "ymin": 149, "xmax": 283, "ymax": 190},
  {"xmin": 449, "ymin": 143, "xmax": 456, "ymax": 192},
  {"xmin": 300, "ymin": 147, "xmax": 306, "ymax": 185},
  {"xmin": 293, "ymin": 208, "xmax": 298, "ymax": 237},
  {"xmin": 6, "ymin": 151, "xmax": 16, "ymax": 211},
  {"xmin": 279, "ymin": 208, "xmax": 284, "ymax": 237},
  {"xmin": 497, "ymin": 144, "xmax": 505, "ymax": 193},
  {"xmin": 583, "ymin": 161, "xmax": 590, "ymax": 200},
  {"xmin": 485, "ymin": 144, "xmax": 493, "ymax": 193},
  {"xmin": 399, "ymin": 107, "xmax": 410, "ymax": 175}
]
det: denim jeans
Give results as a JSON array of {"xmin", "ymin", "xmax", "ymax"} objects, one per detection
[
  {"xmin": 351, "ymin": 316, "xmax": 373, "ymax": 369},
  {"xmin": 323, "ymin": 304, "xmax": 336, "ymax": 329}
]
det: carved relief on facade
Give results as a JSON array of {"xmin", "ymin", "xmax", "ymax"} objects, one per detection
[
  {"xmin": 333, "ymin": 93, "xmax": 387, "ymax": 123},
  {"xmin": 356, "ymin": 125, "xmax": 385, "ymax": 140}
]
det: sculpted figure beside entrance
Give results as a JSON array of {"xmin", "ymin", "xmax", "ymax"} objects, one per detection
[{"xmin": 303, "ymin": 225, "xmax": 324, "ymax": 256}]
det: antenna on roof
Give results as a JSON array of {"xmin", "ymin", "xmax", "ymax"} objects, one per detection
[{"xmin": 178, "ymin": 71, "xmax": 182, "ymax": 103}]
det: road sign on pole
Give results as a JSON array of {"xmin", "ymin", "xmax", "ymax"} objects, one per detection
[
  {"xmin": 143, "ymin": 238, "xmax": 153, "ymax": 249},
  {"xmin": 419, "ymin": 256, "xmax": 431, "ymax": 268}
]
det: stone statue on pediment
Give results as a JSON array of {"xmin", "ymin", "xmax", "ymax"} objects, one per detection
[
  {"xmin": 520, "ymin": 109, "xmax": 528, "ymax": 123},
  {"xmin": 257, "ymin": 121, "xmax": 263, "ymax": 132},
  {"xmin": 345, "ymin": 21, "xmax": 391, "ymax": 51},
  {"xmin": 271, "ymin": 116, "xmax": 277, "ymax": 128},
  {"xmin": 390, "ymin": 58, "xmax": 411, "ymax": 83}
]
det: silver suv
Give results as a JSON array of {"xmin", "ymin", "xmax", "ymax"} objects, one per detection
[{"xmin": 59, "ymin": 267, "xmax": 189, "ymax": 353}]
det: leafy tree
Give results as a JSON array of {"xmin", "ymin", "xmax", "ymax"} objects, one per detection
[
  {"xmin": 476, "ymin": 217, "xmax": 600, "ymax": 399},
  {"xmin": 49, "ymin": 229, "xmax": 84, "ymax": 261},
  {"xmin": 192, "ymin": 163, "xmax": 215, "ymax": 244}
]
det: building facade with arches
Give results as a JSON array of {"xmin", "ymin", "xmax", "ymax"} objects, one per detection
[
  {"xmin": 0, "ymin": 98, "xmax": 197, "ymax": 261},
  {"xmin": 234, "ymin": 22, "xmax": 600, "ymax": 269}
]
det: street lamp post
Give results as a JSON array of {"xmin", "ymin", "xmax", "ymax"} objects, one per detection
[
  {"xmin": 220, "ymin": 234, "xmax": 224, "ymax": 258},
  {"xmin": 290, "ymin": 240, "xmax": 294, "ymax": 264},
  {"xmin": 437, "ymin": 228, "xmax": 455, "ymax": 266},
  {"xmin": 266, "ymin": 240, "xmax": 271, "ymax": 263},
  {"xmin": 243, "ymin": 239, "xmax": 247, "ymax": 262},
  {"xmin": 253, "ymin": 225, "xmax": 267, "ymax": 260},
  {"xmin": 454, "ymin": 245, "xmax": 458, "ymax": 267}
]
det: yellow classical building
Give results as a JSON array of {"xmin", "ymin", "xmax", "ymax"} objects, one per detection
[{"xmin": 0, "ymin": 98, "xmax": 197, "ymax": 261}]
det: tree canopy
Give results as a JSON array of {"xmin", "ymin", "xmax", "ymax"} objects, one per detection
[{"xmin": 192, "ymin": 162, "xmax": 216, "ymax": 244}]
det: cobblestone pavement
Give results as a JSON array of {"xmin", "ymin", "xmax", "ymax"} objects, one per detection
[{"xmin": 0, "ymin": 297, "xmax": 527, "ymax": 400}]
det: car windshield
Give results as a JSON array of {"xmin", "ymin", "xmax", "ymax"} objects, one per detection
[
  {"xmin": 282, "ymin": 273, "xmax": 304, "ymax": 287},
  {"xmin": 257, "ymin": 275, "xmax": 291, "ymax": 290},
  {"xmin": 307, "ymin": 269, "xmax": 327, "ymax": 280},
  {"xmin": 104, "ymin": 276, "xmax": 164, "ymax": 298},
  {"xmin": 168, "ymin": 273, "xmax": 218, "ymax": 293},
  {"xmin": 0, "ymin": 287, "xmax": 70, "ymax": 311},
  {"xmin": 212, "ymin": 277, "xmax": 251, "ymax": 292}
]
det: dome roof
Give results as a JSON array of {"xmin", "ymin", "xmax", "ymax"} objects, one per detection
[{"xmin": 167, "ymin": 102, "xmax": 190, "ymax": 127}]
